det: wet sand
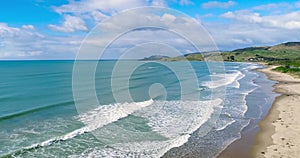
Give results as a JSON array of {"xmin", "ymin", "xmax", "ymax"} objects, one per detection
[
  {"xmin": 217, "ymin": 120, "xmax": 259, "ymax": 158},
  {"xmin": 251, "ymin": 66, "xmax": 300, "ymax": 158},
  {"xmin": 218, "ymin": 65, "xmax": 300, "ymax": 158}
]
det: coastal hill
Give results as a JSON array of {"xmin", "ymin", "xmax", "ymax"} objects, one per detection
[
  {"xmin": 222, "ymin": 42, "xmax": 300, "ymax": 62},
  {"xmin": 142, "ymin": 42, "xmax": 300, "ymax": 76},
  {"xmin": 142, "ymin": 42, "xmax": 300, "ymax": 62},
  {"xmin": 218, "ymin": 42, "xmax": 300, "ymax": 77},
  {"xmin": 141, "ymin": 55, "xmax": 170, "ymax": 61}
]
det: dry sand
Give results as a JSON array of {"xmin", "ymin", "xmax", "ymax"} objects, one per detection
[{"xmin": 252, "ymin": 66, "xmax": 300, "ymax": 158}]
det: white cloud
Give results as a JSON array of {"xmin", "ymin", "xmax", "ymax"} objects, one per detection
[
  {"xmin": 0, "ymin": 51, "xmax": 42, "ymax": 58},
  {"xmin": 297, "ymin": 1, "xmax": 300, "ymax": 8},
  {"xmin": 21, "ymin": 25, "xmax": 35, "ymax": 30},
  {"xmin": 50, "ymin": 0, "xmax": 153, "ymax": 30},
  {"xmin": 0, "ymin": 23, "xmax": 19, "ymax": 37},
  {"xmin": 221, "ymin": 10, "xmax": 262, "ymax": 23},
  {"xmin": 202, "ymin": 0, "xmax": 236, "ymax": 9},
  {"xmin": 0, "ymin": 23, "xmax": 83, "ymax": 59},
  {"xmin": 203, "ymin": 9, "xmax": 300, "ymax": 50},
  {"xmin": 0, "ymin": 23, "xmax": 43, "ymax": 38},
  {"xmin": 51, "ymin": 0, "xmax": 197, "ymax": 24},
  {"xmin": 48, "ymin": 15, "xmax": 88, "ymax": 32},
  {"xmin": 151, "ymin": 0, "xmax": 168, "ymax": 7},
  {"xmin": 4, "ymin": 0, "xmax": 300, "ymax": 59},
  {"xmin": 251, "ymin": 1, "xmax": 300, "ymax": 15},
  {"xmin": 53, "ymin": 0, "xmax": 148, "ymax": 16},
  {"xmin": 253, "ymin": 2, "xmax": 291, "ymax": 11},
  {"xmin": 74, "ymin": 9, "xmax": 220, "ymax": 60},
  {"xmin": 161, "ymin": 13, "xmax": 177, "ymax": 23},
  {"xmin": 178, "ymin": 0, "xmax": 193, "ymax": 6},
  {"xmin": 221, "ymin": 10, "xmax": 300, "ymax": 30},
  {"xmin": 0, "ymin": 23, "xmax": 44, "ymax": 59},
  {"xmin": 49, "ymin": 0, "xmax": 194, "ymax": 32},
  {"xmin": 149, "ymin": 0, "xmax": 193, "ymax": 7},
  {"xmin": 100, "ymin": 28, "xmax": 197, "ymax": 59},
  {"xmin": 91, "ymin": 10, "xmax": 109, "ymax": 22}
]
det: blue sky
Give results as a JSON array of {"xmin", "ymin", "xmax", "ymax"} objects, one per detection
[{"xmin": 1, "ymin": 0, "xmax": 300, "ymax": 59}]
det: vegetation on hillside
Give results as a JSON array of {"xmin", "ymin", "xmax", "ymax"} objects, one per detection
[
  {"xmin": 142, "ymin": 42, "xmax": 300, "ymax": 77},
  {"xmin": 222, "ymin": 42, "xmax": 300, "ymax": 77},
  {"xmin": 272, "ymin": 60, "xmax": 300, "ymax": 77}
]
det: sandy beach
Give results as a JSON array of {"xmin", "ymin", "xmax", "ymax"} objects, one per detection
[{"xmin": 252, "ymin": 66, "xmax": 300, "ymax": 158}]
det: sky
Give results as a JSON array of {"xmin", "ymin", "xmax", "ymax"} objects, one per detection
[{"xmin": 1, "ymin": 0, "xmax": 300, "ymax": 59}]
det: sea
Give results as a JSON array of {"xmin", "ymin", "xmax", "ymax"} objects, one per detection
[{"xmin": 0, "ymin": 61, "xmax": 277, "ymax": 158}]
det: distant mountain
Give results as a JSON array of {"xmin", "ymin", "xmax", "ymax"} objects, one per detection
[
  {"xmin": 278, "ymin": 42, "xmax": 300, "ymax": 47},
  {"xmin": 268, "ymin": 42, "xmax": 300, "ymax": 51},
  {"xmin": 141, "ymin": 42, "xmax": 300, "ymax": 77},
  {"xmin": 141, "ymin": 55, "xmax": 170, "ymax": 61},
  {"xmin": 141, "ymin": 42, "xmax": 300, "ymax": 62},
  {"xmin": 223, "ymin": 42, "xmax": 300, "ymax": 62},
  {"xmin": 232, "ymin": 46, "xmax": 270, "ymax": 52},
  {"xmin": 231, "ymin": 42, "xmax": 300, "ymax": 53}
]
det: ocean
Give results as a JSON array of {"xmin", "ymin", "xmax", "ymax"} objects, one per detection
[{"xmin": 0, "ymin": 61, "xmax": 277, "ymax": 158}]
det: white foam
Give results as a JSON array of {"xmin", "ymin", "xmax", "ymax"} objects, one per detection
[
  {"xmin": 196, "ymin": 87, "xmax": 206, "ymax": 91},
  {"xmin": 68, "ymin": 99, "xmax": 223, "ymax": 158},
  {"xmin": 19, "ymin": 99, "xmax": 223, "ymax": 158},
  {"xmin": 137, "ymin": 99, "xmax": 223, "ymax": 139},
  {"xmin": 244, "ymin": 64, "xmax": 261, "ymax": 70},
  {"xmin": 19, "ymin": 129, "xmax": 40, "ymax": 135},
  {"xmin": 20, "ymin": 99, "xmax": 154, "ymax": 151},
  {"xmin": 202, "ymin": 70, "xmax": 245, "ymax": 89},
  {"xmin": 78, "ymin": 99, "xmax": 154, "ymax": 131},
  {"xmin": 147, "ymin": 66, "xmax": 156, "ymax": 69},
  {"xmin": 96, "ymin": 135, "xmax": 192, "ymax": 158},
  {"xmin": 231, "ymin": 71, "xmax": 246, "ymax": 88},
  {"xmin": 94, "ymin": 99, "xmax": 222, "ymax": 157},
  {"xmin": 215, "ymin": 120, "xmax": 236, "ymax": 131}
]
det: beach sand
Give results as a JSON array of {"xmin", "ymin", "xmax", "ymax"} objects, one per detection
[{"xmin": 252, "ymin": 66, "xmax": 300, "ymax": 158}]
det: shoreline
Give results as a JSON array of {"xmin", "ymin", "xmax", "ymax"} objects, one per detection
[
  {"xmin": 252, "ymin": 66, "xmax": 300, "ymax": 157},
  {"xmin": 216, "ymin": 64, "xmax": 276, "ymax": 158},
  {"xmin": 218, "ymin": 65, "xmax": 300, "ymax": 158}
]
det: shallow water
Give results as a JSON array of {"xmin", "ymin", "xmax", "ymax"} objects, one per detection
[{"xmin": 0, "ymin": 61, "xmax": 275, "ymax": 157}]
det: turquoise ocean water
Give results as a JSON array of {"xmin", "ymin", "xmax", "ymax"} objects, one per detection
[{"xmin": 0, "ymin": 61, "xmax": 277, "ymax": 157}]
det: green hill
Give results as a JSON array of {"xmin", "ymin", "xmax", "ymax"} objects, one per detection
[
  {"xmin": 221, "ymin": 42, "xmax": 300, "ymax": 77},
  {"xmin": 141, "ymin": 42, "xmax": 300, "ymax": 77},
  {"xmin": 222, "ymin": 42, "xmax": 300, "ymax": 62}
]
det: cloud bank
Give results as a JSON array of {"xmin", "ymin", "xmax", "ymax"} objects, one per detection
[
  {"xmin": 202, "ymin": 1, "xmax": 236, "ymax": 9},
  {"xmin": 1, "ymin": 0, "xmax": 300, "ymax": 59}
]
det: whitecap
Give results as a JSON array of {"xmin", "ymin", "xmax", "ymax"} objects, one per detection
[{"xmin": 201, "ymin": 70, "xmax": 245, "ymax": 89}]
